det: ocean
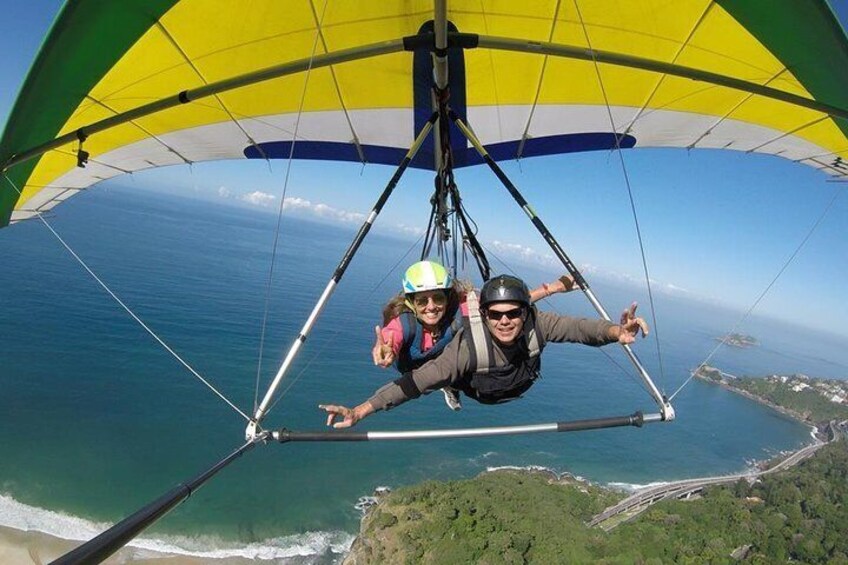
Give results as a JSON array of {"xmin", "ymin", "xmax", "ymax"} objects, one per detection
[{"xmin": 1, "ymin": 187, "xmax": 845, "ymax": 562}]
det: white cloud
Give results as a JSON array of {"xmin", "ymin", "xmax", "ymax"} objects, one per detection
[
  {"xmin": 482, "ymin": 243, "xmax": 699, "ymax": 300},
  {"xmin": 282, "ymin": 196, "xmax": 311, "ymax": 210},
  {"xmin": 394, "ymin": 224, "xmax": 426, "ymax": 236},
  {"xmin": 218, "ymin": 186, "xmax": 232, "ymax": 198},
  {"xmin": 488, "ymin": 240, "xmax": 558, "ymax": 266},
  {"xmin": 281, "ymin": 196, "xmax": 366, "ymax": 223},
  {"xmin": 341, "ymin": 210, "xmax": 368, "ymax": 223},
  {"xmin": 663, "ymin": 283, "xmax": 691, "ymax": 294},
  {"xmin": 240, "ymin": 190, "xmax": 276, "ymax": 208}
]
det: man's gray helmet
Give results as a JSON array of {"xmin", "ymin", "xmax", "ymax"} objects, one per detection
[{"xmin": 479, "ymin": 275, "xmax": 531, "ymax": 307}]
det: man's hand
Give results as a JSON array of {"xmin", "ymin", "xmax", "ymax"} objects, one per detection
[
  {"xmin": 319, "ymin": 402, "xmax": 373, "ymax": 429},
  {"xmin": 618, "ymin": 302, "xmax": 649, "ymax": 344},
  {"xmin": 372, "ymin": 325, "xmax": 395, "ymax": 367}
]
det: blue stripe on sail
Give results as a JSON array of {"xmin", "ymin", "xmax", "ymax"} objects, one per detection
[
  {"xmin": 244, "ymin": 133, "xmax": 637, "ymax": 170},
  {"xmin": 485, "ymin": 133, "xmax": 637, "ymax": 162},
  {"xmin": 244, "ymin": 141, "xmax": 407, "ymax": 167}
]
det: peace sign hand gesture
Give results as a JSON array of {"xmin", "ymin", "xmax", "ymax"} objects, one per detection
[
  {"xmin": 372, "ymin": 325, "xmax": 395, "ymax": 367},
  {"xmin": 618, "ymin": 302, "xmax": 650, "ymax": 345}
]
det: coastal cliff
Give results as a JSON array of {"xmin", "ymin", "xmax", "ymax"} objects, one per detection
[
  {"xmin": 344, "ymin": 469, "xmax": 620, "ymax": 564},
  {"xmin": 345, "ymin": 440, "xmax": 848, "ymax": 563},
  {"xmin": 692, "ymin": 365, "xmax": 848, "ymax": 429},
  {"xmin": 344, "ymin": 368, "xmax": 848, "ymax": 563}
]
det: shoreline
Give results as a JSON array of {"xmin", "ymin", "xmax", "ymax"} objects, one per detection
[
  {"xmin": 0, "ymin": 525, "xmax": 291, "ymax": 564},
  {"xmin": 0, "ymin": 525, "xmax": 248, "ymax": 564},
  {"xmin": 0, "ymin": 431, "xmax": 812, "ymax": 565},
  {"xmin": 0, "ymin": 523, "xmax": 353, "ymax": 564},
  {"xmin": 692, "ymin": 370, "xmax": 826, "ymax": 441},
  {"xmin": 1, "ymin": 371, "xmax": 827, "ymax": 564},
  {"xmin": 0, "ymin": 493, "xmax": 354, "ymax": 564}
]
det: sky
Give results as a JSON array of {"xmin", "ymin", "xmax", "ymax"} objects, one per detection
[{"xmin": 1, "ymin": 1, "xmax": 848, "ymax": 339}]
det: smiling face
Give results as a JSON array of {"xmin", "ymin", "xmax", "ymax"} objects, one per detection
[
  {"xmin": 483, "ymin": 301, "xmax": 526, "ymax": 346},
  {"xmin": 411, "ymin": 290, "xmax": 448, "ymax": 329}
]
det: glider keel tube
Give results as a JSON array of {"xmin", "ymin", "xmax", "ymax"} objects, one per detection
[
  {"xmin": 273, "ymin": 411, "xmax": 651, "ymax": 443},
  {"xmin": 452, "ymin": 114, "xmax": 674, "ymax": 422},
  {"xmin": 52, "ymin": 437, "xmax": 264, "ymax": 565},
  {"xmin": 249, "ymin": 115, "xmax": 439, "ymax": 437}
]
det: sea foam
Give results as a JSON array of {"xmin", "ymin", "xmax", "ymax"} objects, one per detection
[
  {"xmin": 0, "ymin": 493, "xmax": 354, "ymax": 561},
  {"xmin": 605, "ymin": 481, "xmax": 670, "ymax": 493}
]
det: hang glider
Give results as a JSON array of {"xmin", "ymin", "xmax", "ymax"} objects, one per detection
[
  {"xmin": 4, "ymin": 2, "xmax": 848, "ymax": 563},
  {"xmin": 2, "ymin": 1, "xmax": 848, "ymax": 227}
]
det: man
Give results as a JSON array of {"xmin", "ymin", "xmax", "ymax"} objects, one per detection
[{"xmin": 320, "ymin": 274, "xmax": 648, "ymax": 428}]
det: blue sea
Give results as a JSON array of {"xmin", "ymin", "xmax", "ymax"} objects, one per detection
[{"xmin": 1, "ymin": 187, "xmax": 846, "ymax": 562}]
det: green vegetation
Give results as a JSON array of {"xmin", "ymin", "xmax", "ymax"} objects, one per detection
[
  {"xmin": 692, "ymin": 365, "xmax": 848, "ymax": 425},
  {"xmin": 696, "ymin": 365, "xmax": 727, "ymax": 383},
  {"xmin": 349, "ymin": 443, "xmax": 848, "ymax": 564},
  {"xmin": 350, "ymin": 470, "xmax": 621, "ymax": 563},
  {"xmin": 732, "ymin": 377, "xmax": 848, "ymax": 424}
]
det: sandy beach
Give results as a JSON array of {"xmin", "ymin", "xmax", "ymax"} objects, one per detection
[{"xmin": 0, "ymin": 525, "xmax": 272, "ymax": 564}]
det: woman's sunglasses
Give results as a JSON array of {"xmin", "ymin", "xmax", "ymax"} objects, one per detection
[{"xmin": 413, "ymin": 292, "xmax": 448, "ymax": 307}]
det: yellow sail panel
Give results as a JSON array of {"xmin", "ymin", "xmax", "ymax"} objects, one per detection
[{"xmin": 3, "ymin": 0, "xmax": 848, "ymax": 225}]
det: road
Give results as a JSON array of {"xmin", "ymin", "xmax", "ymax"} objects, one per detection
[{"xmin": 588, "ymin": 421, "xmax": 843, "ymax": 531}]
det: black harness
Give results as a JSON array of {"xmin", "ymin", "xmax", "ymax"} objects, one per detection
[{"xmin": 457, "ymin": 291, "xmax": 542, "ymax": 404}]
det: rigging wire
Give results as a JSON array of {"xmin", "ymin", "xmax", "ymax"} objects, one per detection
[
  {"xmin": 424, "ymin": 91, "xmax": 491, "ymax": 281},
  {"xmin": 573, "ymin": 0, "xmax": 667, "ymax": 388},
  {"xmin": 265, "ymin": 233, "xmax": 426, "ymax": 415},
  {"xmin": 253, "ymin": 0, "xmax": 329, "ymax": 414},
  {"xmin": 307, "ymin": 0, "xmax": 366, "ymax": 164},
  {"xmin": 2, "ymin": 173, "xmax": 250, "ymax": 422},
  {"xmin": 669, "ymin": 184, "xmax": 845, "ymax": 401},
  {"xmin": 516, "ymin": 0, "xmax": 562, "ymax": 159},
  {"xmin": 155, "ymin": 21, "xmax": 268, "ymax": 161},
  {"xmin": 481, "ymin": 241, "xmax": 653, "ymax": 399},
  {"xmin": 451, "ymin": 183, "xmax": 491, "ymax": 279}
]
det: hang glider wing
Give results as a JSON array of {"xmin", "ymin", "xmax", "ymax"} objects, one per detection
[{"xmin": 2, "ymin": 0, "xmax": 847, "ymax": 226}]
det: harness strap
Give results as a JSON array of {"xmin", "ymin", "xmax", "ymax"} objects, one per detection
[
  {"xmin": 465, "ymin": 290, "xmax": 492, "ymax": 374},
  {"xmin": 527, "ymin": 317, "xmax": 540, "ymax": 357},
  {"xmin": 399, "ymin": 311, "xmax": 417, "ymax": 353}
]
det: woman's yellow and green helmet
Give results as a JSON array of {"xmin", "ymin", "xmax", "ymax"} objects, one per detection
[{"xmin": 402, "ymin": 260, "xmax": 452, "ymax": 294}]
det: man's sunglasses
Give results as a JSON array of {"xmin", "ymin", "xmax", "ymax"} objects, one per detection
[
  {"xmin": 413, "ymin": 292, "xmax": 448, "ymax": 307},
  {"xmin": 484, "ymin": 307, "xmax": 525, "ymax": 321}
]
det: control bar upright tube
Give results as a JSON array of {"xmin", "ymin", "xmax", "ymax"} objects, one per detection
[
  {"xmin": 450, "ymin": 114, "xmax": 673, "ymax": 421},
  {"xmin": 249, "ymin": 114, "xmax": 439, "ymax": 435}
]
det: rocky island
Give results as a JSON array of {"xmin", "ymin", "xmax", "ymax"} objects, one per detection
[{"xmin": 717, "ymin": 333, "xmax": 759, "ymax": 348}]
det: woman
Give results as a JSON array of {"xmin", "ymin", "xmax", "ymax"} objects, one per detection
[{"xmin": 372, "ymin": 260, "xmax": 575, "ymax": 410}]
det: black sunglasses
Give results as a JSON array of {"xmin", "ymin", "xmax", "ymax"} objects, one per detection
[{"xmin": 484, "ymin": 307, "xmax": 525, "ymax": 321}]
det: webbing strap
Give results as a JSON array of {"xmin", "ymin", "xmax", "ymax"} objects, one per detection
[
  {"xmin": 527, "ymin": 319, "xmax": 540, "ymax": 357},
  {"xmin": 465, "ymin": 290, "xmax": 491, "ymax": 374},
  {"xmin": 524, "ymin": 306, "xmax": 542, "ymax": 358}
]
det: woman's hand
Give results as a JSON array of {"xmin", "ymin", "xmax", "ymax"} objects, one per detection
[{"xmin": 372, "ymin": 325, "xmax": 395, "ymax": 367}]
